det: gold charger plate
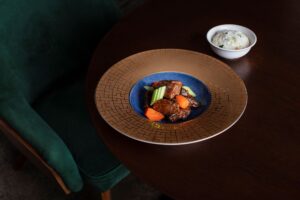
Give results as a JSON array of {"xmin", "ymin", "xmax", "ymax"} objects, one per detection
[{"xmin": 95, "ymin": 49, "xmax": 247, "ymax": 145}]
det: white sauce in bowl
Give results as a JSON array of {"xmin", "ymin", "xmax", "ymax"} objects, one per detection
[{"xmin": 212, "ymin": 30, "xmax": 250, "ymax": 50}]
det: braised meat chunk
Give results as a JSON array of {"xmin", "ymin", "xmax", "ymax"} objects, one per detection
[
  {"xmin": 169, "ymin": 108, "xmax": 191, "ymax": 122},
  {"xmin": 152, "ymin": 99, "xmax": 179, "ymax": 116},
  {"xmin": 152, "ymin": 80, "xmax": 182, "ymax": 99},
  {"xmin": 165, "ymin": 81, "xmax": 182, "ymax": 99},
  {"xmin": 152, "ymin": 80, "xmax": 171, "ymax": 88}
]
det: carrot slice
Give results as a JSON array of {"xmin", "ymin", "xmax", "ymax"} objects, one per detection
[
  {"xmin": 145, "ymin": 107, "xmax": 165, "ymax": 121},
  {"xmin": 176, "ymin": 95, "xmax": 190, "ymax": 109}
]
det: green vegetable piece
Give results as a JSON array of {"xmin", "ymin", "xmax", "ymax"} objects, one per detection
[
  {"xmin": 182, "ymin": 86, "xmax": 196, "ymax": 97},
  {"xmin": 150, "ymin": 89, "xmax": 158, "ymax": 106},
  {"xmin": 150, "ymin": 86, "xmax": 166, "ymax": 105},
  {"xmin": 144, "ymin": 85, "xmax": 154, "ymax": 91}
]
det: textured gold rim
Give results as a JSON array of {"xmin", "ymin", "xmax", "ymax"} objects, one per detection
[{"xmin": 95, "ymin": 49, "xmax": 247, "ymax": 145}]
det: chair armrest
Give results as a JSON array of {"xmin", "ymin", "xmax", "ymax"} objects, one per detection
[{"xmin": 0, "ymin": 97, "xmax": 83, "ymax": 192}]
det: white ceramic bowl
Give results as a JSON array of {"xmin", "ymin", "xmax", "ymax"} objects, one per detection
[{"xmin": 206, "ymin": 24, "xmax": 257, "ymax": 59}]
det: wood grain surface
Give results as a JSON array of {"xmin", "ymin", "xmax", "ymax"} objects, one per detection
[{"xmin": 86, "ymin": 0, "xmax": 300, "ymax": 199}]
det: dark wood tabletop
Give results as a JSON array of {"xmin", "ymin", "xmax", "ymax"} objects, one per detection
[{"xmin": 86, "ymin": 0, "xmax": 300, "ymax": 199}]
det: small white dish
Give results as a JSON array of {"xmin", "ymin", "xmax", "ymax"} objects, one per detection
[{"xmin": 206, "ymin": 24, "xmax": 257, "ymax": 59}]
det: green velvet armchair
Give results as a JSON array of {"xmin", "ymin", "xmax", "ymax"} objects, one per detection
[{"xmin": 0, "ymin": 0, "xmax": 129, "ymax": 199}]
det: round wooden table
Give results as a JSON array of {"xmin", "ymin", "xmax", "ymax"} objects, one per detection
[{"xmin": 86, "ymin": 0, "xmax": 300, "ymax": 199}]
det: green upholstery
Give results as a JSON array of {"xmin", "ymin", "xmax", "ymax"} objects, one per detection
[
  {"xmin": 0, "ymin": 96, "xmax": 84, "ymax": 192},
  {"xmin": 0, "ymin": 0, "xmax": 128, "ymax": 193},
  {"xmin": 34, "ymin": 80, "xmax": 129, "ymax": 191}
]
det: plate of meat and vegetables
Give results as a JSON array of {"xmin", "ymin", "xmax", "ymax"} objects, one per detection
[{"xmin": 95, "ymin": 49, "xmax": 247, "ymax": 145}]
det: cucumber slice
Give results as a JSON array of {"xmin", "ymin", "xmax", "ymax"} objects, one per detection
[
  {"xmin": 182, "ymin": 86, "xmax": 196, "ymax": 97},
  {"xmin": 150, "ymin": 86, "xmax": 166, "ymax": 105}
]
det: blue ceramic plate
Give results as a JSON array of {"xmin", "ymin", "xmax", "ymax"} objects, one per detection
[
  {"xmin": 95, "ymin": 49, "xmax": 247, "ymax": 145},
  {"xmin": 129, "ymin": 72, "xmax": 211, "ymax": 123}
]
